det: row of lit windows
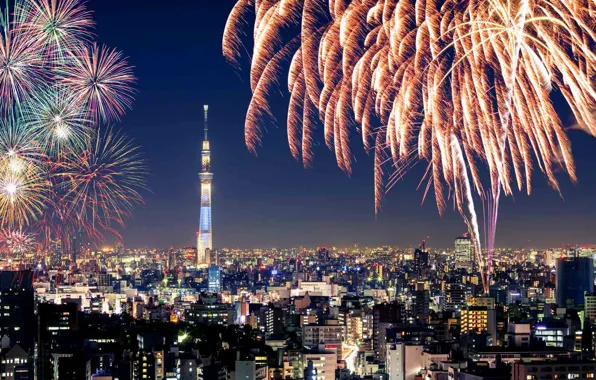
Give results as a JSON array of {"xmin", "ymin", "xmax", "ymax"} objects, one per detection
[{"xmin": 1, "ymin": 358, "xmax": 27, "ymax": 364}]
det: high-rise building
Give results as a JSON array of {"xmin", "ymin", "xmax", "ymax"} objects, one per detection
[
  {"xmin": 460, "ymin": 306, "xmax": 497, "ymax": 344},
  {"xmin": 346, "ymin": 315, "xmax": 363, "ymax": 345},
  {"xmin": 556, "ymin": 256, "xmax": 594, "ymax": 306},
  {"xmin": 70, "ymin": 229, "xmax": 82, "ymax": 268},
  {"xmin": 412, "ymin": 287, "xmax": 430, "ymax": 322},
  {"xmin": 210, "ymin": 248, "xmax": 219, "ymax": 266},
  {"xmin": 386, "ymin": 343, "xmax": 424, "ymax": 380},
  {"xmin": 167, "ymin": 247, "xmax": 176, "ymax": 272},
  {"xmin": 208, "ymin": 265, "xmax": 222, "ymax": 293},
  {"xmin": 414, "ymin": 248, "xmax": 429, "ymax": 275},
  {"xmin": 263, "ymin": 306, "xmax": 285, "ymax": 337},
  {"xmin": 444, "ymin": 282, "xmax": 472, "ymax": 312},
  {"xmin": 197, "ymin": 105, "xmax": 213, "ymax": 267},
  {"xmin": 0, "ymin": 271, "xmax": 34, "ymax": 353},
  {"xmin": 317, "ymin": 247, "xmax": 330, "ymax": 262},
  {"xmin": 585, "ymin": 294, "xmax": 596, "ymax": 323},
  {"xmin": 455, "ymin": 234, "xmax": 473, "ymax": 269},
  {"xmin": 373, "ymin": 301, "xmax": 405, "ymax": 360},
  {"xmin": 37, "ymin": 303, "xmax": 80, "ymax": 379}
]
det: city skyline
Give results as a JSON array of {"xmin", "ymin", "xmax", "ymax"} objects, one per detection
[
  {"xmin": 1, "ymin": 1, "xmax": 596, "ymax": 379},
  {"xmin": 89, "ymin": 0, "xmax": 596, "ymax": 250}
]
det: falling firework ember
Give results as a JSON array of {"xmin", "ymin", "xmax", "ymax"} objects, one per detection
[
  {"xmin": 225, "ymin": 0, "xmax": 596, "ymax": 292},
  {"xmin": 0, "ymin": 0, "xmax": 146, "ymax": 253}
]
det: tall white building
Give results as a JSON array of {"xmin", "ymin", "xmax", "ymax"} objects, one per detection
[
  {"xmin": 454, "ymin": 234, "xmax": 473, "ymax": 269},
  {"xmin": 386, "ymin": 343, "xmax": 424, "ymax": 380},
  {"xmin": 197, "ymin": 105, "xmax": 212, "ymax": 267}
]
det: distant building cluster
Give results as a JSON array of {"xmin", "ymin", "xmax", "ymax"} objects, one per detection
[{"xmin": 1, "ymin": 241, "xmax": 596, "ymax": 379}]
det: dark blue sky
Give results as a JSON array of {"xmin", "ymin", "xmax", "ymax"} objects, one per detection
[{"xmin": 90, "ymin": 0, "xmax": 596, "ymax": 250}]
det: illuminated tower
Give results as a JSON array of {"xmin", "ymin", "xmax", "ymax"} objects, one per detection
[{"xmin": 197, "ymin": 105, "xmax": 212, "ymax": 267}]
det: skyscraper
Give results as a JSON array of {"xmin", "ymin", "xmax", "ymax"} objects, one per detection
[
  {"xmin": 455, "ymin": 234, "xmax": 473, "ymax": 269},
  {"xmin": 37, "ymin": 303, "xmax": 80, "ymax": 379},
  {"xmin": 556, "ymin": 256, "xmax": 594, "ymax": 306},
  {"xmin": 414, "ymin": 248, "xmax": 429, "ymax": 275},
  {"xmin": 197, "ymin": 105, "xmax": 213, "ymax": 267},
  {"xmin": 208, "ymin": 264, "xmax": 222, "ymax": 293},
  {"xmin": 0, "ymin": 271, "xmax": 34, "ymax": 353},
  {"xmin": 167, "ymin": 247, "xmax": 176, "ymax": 273}
]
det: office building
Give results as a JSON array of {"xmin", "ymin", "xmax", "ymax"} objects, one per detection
[
  {"xmin": 208, "ymin": 265, "xmax": 222, "ymax": 293},
  {"xmin": 414, "ymin": 248, "xmax": 429, "ymax": 275},
  {"xmin": 185, "ymin": 303, "xmax": 232, "ymax": 326},
  {"xmin": 455, "ymin": 234, "xmax": 473, "ymax": 269},
  {"xmin": 37, "ymin": 303, "xmax": 80, "ymax": 379},
  {"xmin": 0, "ymin": 271, "xmax": 34, "ymax": 353},
  {"xmin": 412, "ymin": 287, "xmax": 430, "ymax": 322},
  {"xmin": 167, "ymin": 248, "xmax": 176, "ymax": 272},
  {"xmin": 373, "ymin": 302, "xmax": 405, "ymax": 360},
  {"xmin": 444, "ymin": 282, "xmax": 471, "ymax": 312},
  {"xmin": 303, "ymin": 324, "xmax": 345, "ymax": 361},
  {"xmin": 556, "ymin": 256, "xmax": 594, "ymax": 306},
  {"xmin": 471, "ymin": 296, "xmax": 495, "ymax": 309},
  {"xmin": 263, "ymin": 306, "xmax": 285, "ymax": 337},
  {"xmin": 533, "ymin": 320, "xmax": 569, "ymax": 348}
]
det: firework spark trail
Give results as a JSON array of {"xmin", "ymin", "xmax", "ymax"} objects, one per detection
[
  {"xmin": 54, "ymin": 126, "xmax": 147, "ymax": 236},
  {"xmin": 0, "ymin": 0, "xmax": 146, "ymax": 254},
  {"xmin": 0, "ymin": 228, "xmax": 35, "ymax": 254},
  {"xmin": 225, "ymin": 0, "xmax": 596, "ymax": 292},
  {"xmin": 58, "ymin": 43, "xmax": 136, "ymax": 123},
  {"xmin": 15, "ymin": 0, "xmax": 94, "ymax": 60},
  {"xmin": 24, "ymin": 87, "xmax": 91, "ymax": 153}
]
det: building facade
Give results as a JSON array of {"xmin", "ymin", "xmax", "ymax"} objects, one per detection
[
  {"xmin": 455, "ymin": 235, "xmax": 473, "ymax": 270},
  {"xmin": 556, "ymin": 256, "xmax": 594, "ymax": 306},
  {"xmin": 208, "ymin": 265, "xmax": 222, "ymax": 293}
]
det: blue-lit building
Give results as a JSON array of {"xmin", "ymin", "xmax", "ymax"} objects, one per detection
[
  {"xmin": 534, "ymin": 319, "xmax": 569, "ymax": 348},
  {"xmin": 556, "ymin": 256, "xmax": 594, "ymax": 306},
  {"xmin": 208, "ymin": 264, "xmax": 222, "ymax": 293}
]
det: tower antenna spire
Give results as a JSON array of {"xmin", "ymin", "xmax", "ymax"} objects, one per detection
[{"xmin": 204, "ymin": 105, "xmax": 209, "ymax": 141}]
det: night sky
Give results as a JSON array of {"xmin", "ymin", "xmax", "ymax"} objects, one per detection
[{"xmin": 89, "ymin": 0, "xmax": 596, "ymax": 250}]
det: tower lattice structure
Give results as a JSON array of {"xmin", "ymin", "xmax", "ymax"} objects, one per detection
[{"xmin": 197, "ymin": 105, "xmax": 212, "ymax": 267}]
